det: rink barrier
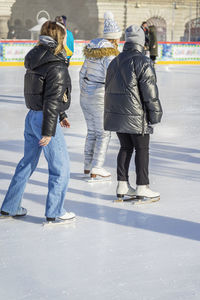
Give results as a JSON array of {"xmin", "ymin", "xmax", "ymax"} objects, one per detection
[
  {"xmin": 1, "ymin": 61, "xmax": 200, "ymax": 66},
  {"xmin": 0, "ymin": 40, "xmax": 200, "ymax": 66}
]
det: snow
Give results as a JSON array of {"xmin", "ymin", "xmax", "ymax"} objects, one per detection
[{"xmin": 0, "ymin": 65, "xmax": 200, "ymax": 300}]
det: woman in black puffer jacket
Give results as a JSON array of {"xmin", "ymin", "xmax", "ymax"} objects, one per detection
[
  {"xmin": 104, "ymin": 25, "xmax": 163, "ymax": 201},
  {"xmin": 0, "ymin": 21, "xmax": 75, "ymax": 223}
]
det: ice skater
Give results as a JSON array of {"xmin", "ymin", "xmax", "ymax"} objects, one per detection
[
  {"xmin": 141, "ymin": 21, "xmax": 150, "ymax": 56},
  {"xmin": 0, "ymin": 21, "xmax": 75, "ymax": 223},
  {"xmin": 55, "ymin": 15, "xmax": 74, "ymax": 65},
  {"xmin": 79, "ymin": 11, "xmax": 121, "ymax": 181},
  {"xmin": 104, "ymin": 25, "xmax": 163, "ymax": 201},
  {"xmin": 149, "ymin": 25, "xmax": 158, "ymax": 65}
]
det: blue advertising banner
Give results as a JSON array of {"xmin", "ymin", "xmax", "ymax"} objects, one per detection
[{"xmin": 158, "ymin": 42, "xmax": 200, "ymax": 62}]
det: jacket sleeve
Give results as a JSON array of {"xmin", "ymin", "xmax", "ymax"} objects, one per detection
[
  {"xmin": 59, "ymin": 111, "xmax": 67, "ymax": 122},
  {"xmin": 137, "ymin": 61, "xmax": 163, "ymax": 124},
  {"xmin": 103, "ymin": 55, "xmax": 115, "ymax": 73},
  {"xmin": 42, "ymin": 66, "xmax": 69, "ymax": 136}
]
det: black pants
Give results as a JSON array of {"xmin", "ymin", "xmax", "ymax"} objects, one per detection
[
  {"xmin": 150, "ymin": 55, "xmax": 156, "ymax": 63},
  {"xmin": 116, "ymin": 133, "xmax": 150, "ymax": 185}
]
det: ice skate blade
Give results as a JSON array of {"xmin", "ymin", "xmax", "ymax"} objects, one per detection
[
  {"xmin": 78, "ymin": 174, "xmax": 90, "ymax": 180},
  {"xmin": 114, "ymin": 196, "xmax": 160, "ymax": 204},
  {"xmin": 114, "ymin": 196, "xmax": 136, "ymax": 203},
  {"xmin": 87, "ymin": 176, "xmax": 111, "ymax": 183},
  {"xmin": 133, "ymin": 196, "xmax": 160, "ymax": 204},
  {"xmin": 0, "ymin": 214, "xmax": 14, "ymax": 219},
  {"xmin": 43, "ymin": 218, "xmax": 76, "ymax": 227},
  {"xmin": 0, "ymin": 213, "xmax": 26, "ymax": 219}
]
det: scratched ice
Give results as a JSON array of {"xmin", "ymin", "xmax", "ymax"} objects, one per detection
[{"xmin": 0, "ymin": 65, "xmax": 200, "ymax": 300}]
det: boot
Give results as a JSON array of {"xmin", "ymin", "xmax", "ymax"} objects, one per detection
[
  {"xmin": 84, "ymin": 170, "xmax": 90, "ymax": 175},
  {"xmin": 46, "ymin": 211, "xmax": 76, "ymax": 222},
  {"xmin": 59, "ymin": 211, "xmax": 76, "ymax": 220},
  {"xmin": 1, "ymin": 207, "xmax": 27, "ymax": 217},
  {"xmin": 116, "ymin": 181, "xmax": 136, "ymax": 199},
  {"xmin": 135, "ymin": 185, "xmax": 160, "ymax": 199},
  {"xmin": 90, "ymin": 167, "xmax": 111, "ymax": 178},
  {"xmin": 83, "ymin": 169, "xmax": 90, "ymax": 178}
]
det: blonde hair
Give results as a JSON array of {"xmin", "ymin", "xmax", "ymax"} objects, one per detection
[
  {"xmin": 107, "ymin": 39, "xmax": 119, "ymax": 50},
  {"xmin": 40, "ymin": 21, "xmax": 66, "ymax": 55}
]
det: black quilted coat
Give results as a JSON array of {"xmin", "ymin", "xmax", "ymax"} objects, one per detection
[
  {"xmin": 24, "ymin": 44, "xmax": 71, "ymax": 136},
  {"xmin": 104, "ymin": 42, "xmax": 162, "ymax": 134}
]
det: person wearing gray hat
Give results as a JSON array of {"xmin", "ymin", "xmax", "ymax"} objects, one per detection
[
  {"xmin": 125, "ymin": 24, "xmax": 145, "ymax": 46},
  {"xmin": 104, "ymin": 24, "xmax": 163, "ymax": 202}
]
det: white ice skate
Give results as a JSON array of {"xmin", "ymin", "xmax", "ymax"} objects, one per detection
[
  {"xmin": 43, "ymin": 211, "xmax": 76, "ymax": 226},
  {"xmin": 134, "ymin": 185, "xmax": 160, "ymax": 203},
  {"xmin": 87, "ymin": 167, "xmax": 111, "ymax": 183},
  {"xmin": 0, "ymin": 207, "xmax": 27, "ymax": 218},
  {"xmin": 115, "ymin": 181, "xmax": 136, "ymax": 202}
]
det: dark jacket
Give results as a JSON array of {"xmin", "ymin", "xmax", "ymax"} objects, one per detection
[
  {"xmin": 104, "ymin": 42, "xmax": 162, "ymax": 134},
  {"xmin": 149, "ymin": 25, "xmax": 158, "ymax": 57},
  {"xmin": 24, "ymin": 41, "xmax": 71, "ymax": 136}
]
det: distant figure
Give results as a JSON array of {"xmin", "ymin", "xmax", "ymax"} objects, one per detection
[
  {"xmin": 141, "ymin": 21, "xmax": 149, "ymax": 54},
  {"xmin": 104, "ymin": 25, "xmax": 163, "ymax": 201},
  {"xmin": 7, "ymin": 26, "xmax": 16, "ymax": 39},
  {"xmin": 13, "ymin": 19, "xmax": 24, "ymax": 39},
  {"xmin": 55, "ymin": 15, "xmax": 74, "ymax": 63},
  {"xmin": 148, "ymin": 25, "xmax": 158, "ymax": 64},
  {"xmin": 79, "ymin": 11, "xmax": 121, "ymax": 180},
  {"xmin": 73, "ymin": 27, "xmax": 81, "ymax": 40}
]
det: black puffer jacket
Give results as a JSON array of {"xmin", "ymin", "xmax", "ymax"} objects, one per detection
[
  {"xmin": 104, "ymin": 43, "xmax": 162, "ymax": 134},
  {"xmin": 24, "ymin": 42, "xmax": 71, "ymax": 136}
]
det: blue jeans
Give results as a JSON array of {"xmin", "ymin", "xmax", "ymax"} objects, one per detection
[{"xmin": 1, "ymin": 110, "xmax": 70, "ymax": 218}]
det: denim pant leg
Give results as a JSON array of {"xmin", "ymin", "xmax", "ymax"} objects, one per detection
[
  {"xmin": 42, "ymin": 124, "xmax": 70, "ymax": 218},
  {"xmin": 1, "ymin": 111, "xmax": 42, "ymax": 215},
  {"xmin": 29, "ymin": 111, "xmax": 70, "ymax": 218}
]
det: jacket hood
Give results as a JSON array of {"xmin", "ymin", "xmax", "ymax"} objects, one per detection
[
  {"xmin": 25, "ymin": 36, "xmax": 68, "ymax": 70},
  {"xmin": 39, "ymin": 35, "xmax": 57, "ymax": 48},
  {"xmin": 83, "ymin": 38, "xmax": 119, "ymax": 59}
]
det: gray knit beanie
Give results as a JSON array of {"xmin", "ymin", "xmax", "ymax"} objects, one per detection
[{"xmin": 125, "ymin": 25, "xmax": 145, "ymax": 46}]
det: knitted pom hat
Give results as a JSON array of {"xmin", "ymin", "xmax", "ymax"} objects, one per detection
[{"xmin": 103, "ymin": 11, "xmax": 122, "ymax": 39}]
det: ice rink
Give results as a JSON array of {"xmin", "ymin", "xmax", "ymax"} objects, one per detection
[{"xmin": 0, "ymin": 65, "xmax": 200, "ymax": 300}]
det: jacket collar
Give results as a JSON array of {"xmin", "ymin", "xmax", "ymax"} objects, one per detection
[
  {"xmin": 39, "ymin": 35, "xmax": 57, "ymax": 49},
  {"xmin": 38, "ymin": 35, "xmax": 68, "ymax": 65},
  {"xmin": 123, "ymin": 42, "xmax": 144, "ymax": 53}
]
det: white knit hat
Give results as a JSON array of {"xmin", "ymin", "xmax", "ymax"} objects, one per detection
[{"xmin": 103, "ymin": 11, "xmax": 122, "ymax": 39}]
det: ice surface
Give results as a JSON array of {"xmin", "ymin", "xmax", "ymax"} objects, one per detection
[{"xmin": 0, "ymin": 65, "xmax": 200, "ymax": 300}]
